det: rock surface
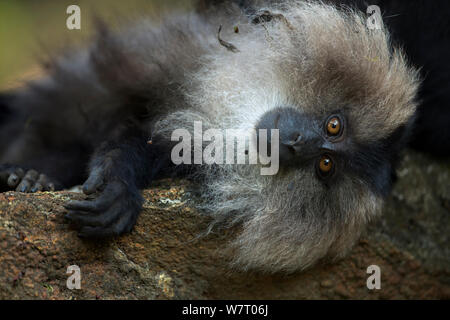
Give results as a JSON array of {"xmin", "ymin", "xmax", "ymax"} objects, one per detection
[{"xmin": 0, "ymin": 151, "xmax": 449, "ymax": 299}]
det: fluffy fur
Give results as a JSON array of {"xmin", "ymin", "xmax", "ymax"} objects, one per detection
[
  {"xmin": 0, "ymin": 0, "xmax": 433, "ymax": 272},
  {"xmin": 153, "ymin": 1, "xmax": 419, "ymax": 272}
]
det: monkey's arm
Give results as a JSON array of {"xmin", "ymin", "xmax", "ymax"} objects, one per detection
[{"xmin": 64, "ymin": 130, "xmax": 171, "ymax": 237}]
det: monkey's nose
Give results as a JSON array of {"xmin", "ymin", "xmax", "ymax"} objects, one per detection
[
  {"xmin": 278, "ymin": 133, "xmax": 303, "ymax": 159},
  {"xmin": 256, "ymin": 107, "xmax": 323, "ymax": 165},
  {"xmin": 279, "ymin": 132, "xmax": 322, "ymax": 164},
  {"xmin": 282, "ymin": 133, "xmax": 304, "ymax": 149}
]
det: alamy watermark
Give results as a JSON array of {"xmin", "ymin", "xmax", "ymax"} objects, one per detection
[
  {"xmin": 66, "ymin": 265, "xmax": 81, "ymax": 290},
  {"xmin": 66, "ymin": 5, "xmax": 81, "ymax": 30},
  {"xmin": 170, "ymin": 121, "xmax": 280, "ymax": 175},
  {"xmin": 366, "ymin": 265, "xmax": 381, "ymax": 290},
  {"xmin": 367, "ymin": 5, "xmax": 383, "ymax": 30}
]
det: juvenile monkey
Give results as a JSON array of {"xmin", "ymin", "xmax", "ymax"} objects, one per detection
[{"xmin": 0, "ymin": 0, "xmax": 447, "ymax": 272}]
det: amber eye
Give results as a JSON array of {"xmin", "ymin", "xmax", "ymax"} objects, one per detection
[
  {"xmin": 318, "ymin": 155, "xmax": 333, "ymax": 175},
  {"xmin": 326, "ymin": 117, "xmax": 341, "ymax": 136}
]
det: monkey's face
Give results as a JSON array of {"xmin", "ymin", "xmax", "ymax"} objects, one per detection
[
  {"xmin": 184, "ymin": 2, "xmax": 420, "ymax": 272},
  {"xmin": 256, "ymin": 105, "xmax": 397, "ymax": 198}
]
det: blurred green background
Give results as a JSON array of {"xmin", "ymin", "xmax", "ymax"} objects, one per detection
[{"xmin": 0, "ymin": 0, "xmax": 193, "ymax": 89}]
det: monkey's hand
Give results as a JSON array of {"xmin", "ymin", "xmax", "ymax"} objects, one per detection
[
  {"xmin": 0, "ymin": 165, "xmax": 58, "ymax": 192},
  {"xmin": 64, "ymin": 133, "xmax": 169, "ymax": 238},
  {"xmin": 64, "ymin": 163, "xmax": 144, "ymax": 238}
]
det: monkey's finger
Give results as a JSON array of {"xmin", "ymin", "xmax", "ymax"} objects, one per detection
[
  {"xmin": 66, "ymin": 187, "xmax": 122, "ymax": 212},
  {"xmin": 78, "ymin": 214, "xmax": 133, "ymax": 238},
  {"xmin": 7, "ymin": 174, "xmax": 20, "ymax": 188},
  {"xmin": 64, "ymin": 210, "xmax": 91, "ymax": 227},
  {"xmin": 16, "ymin": 170, "xmax": 39, "ymax": 193},
  {"xmin": 30, "ymin": 183, "xmax": 43, "ymax": 193},
  {"xmin": 17, "ymin": 180, "xmax": 32, "ymax": 192},
  {"xmin": 82, "ymin": 167, "xmax": 104, "ymax": 195},
  {"xmin": 65, "ymin": 181, "xmax": 125, "ymax": 212},
  {"xmin": 65, "ymin": 199, "xmax": 105, "ymax": 213},
  {"xmin": 66, "ymin": 203, "xmax": 122, "ymax": 227},
  {"xmin": 29, "ymin": 174, "xmax": 50, "ymax": 193},
  {"xmin": 6, "ymin": 168, "xmax": 25, "ymax": 188},
  {"xmin": 35, "ymin": 174, "xmax": 53, "ymax": 192},
  {"xmin": 16, "ymin": 180, "xmax": 32, "ymax": 193}
]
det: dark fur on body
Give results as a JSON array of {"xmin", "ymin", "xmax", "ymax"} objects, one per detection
[
  {"xmin": 0, "ymin": 8, "xmax": 237, "ymax": 234},
  {"xmin": 0, "ymin": 0, "xmax": 448, "ymax": 272}
]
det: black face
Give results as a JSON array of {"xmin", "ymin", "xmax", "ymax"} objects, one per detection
[
  {"xmin": 256, "ymin": 106, "xmax": 410, "ymax": 196},
  {"xmin": 256, "ymin": 107, "xmax": 346, "ymax": 176}
]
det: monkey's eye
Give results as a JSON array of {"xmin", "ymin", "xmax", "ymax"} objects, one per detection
[
  {"xmin": 317, "ymin": 155, "xmax": 335, "ymax": 178},
  {"xmin": 326, "ymin": 116, "xmax": 342, "ymax": 136}
]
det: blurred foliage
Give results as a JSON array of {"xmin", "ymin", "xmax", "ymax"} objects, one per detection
[{"xmin": 0, "ymin": 0, "xmax": 193, "ymax": 89}]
